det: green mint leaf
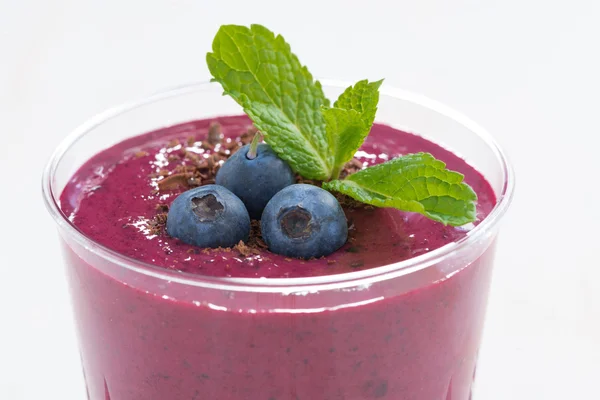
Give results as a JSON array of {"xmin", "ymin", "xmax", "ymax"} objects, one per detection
[
  {"xmin": 323, "ymin": 153, "xmax": 478, "ymax": 226},
  {"xmin": 324, "ymin": 79, "xmax": 383, "ymax": 178},
  {"xmin": 334, "ymin": 79, "xmax": 383, "ymax": 123},
  {"xmin": 323, "ymin": 108, "xmax": 368, "ymax": 174},
  {"xmin": 206, "ymin": 24, "xmax": 333, "ymax": 180}
]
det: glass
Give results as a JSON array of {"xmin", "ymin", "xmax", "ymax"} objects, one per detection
[{"xmin": 43, "ymin": 81, "xmax": 514, "ymax": 400}]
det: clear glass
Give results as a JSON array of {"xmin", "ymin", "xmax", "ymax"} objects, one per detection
[{"xmin": 43, "ymin": 81, "xmax": 514, "ymax": 400}]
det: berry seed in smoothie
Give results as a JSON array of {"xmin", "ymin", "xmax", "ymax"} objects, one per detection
[{"xmin": 54, "ymin": 23, "xmax": 501, "ymax": 400}]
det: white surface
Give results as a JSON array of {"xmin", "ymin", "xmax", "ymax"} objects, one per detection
[{"xmin": 1, "ymin": 1, "xmax": 599, "ymax": 399}]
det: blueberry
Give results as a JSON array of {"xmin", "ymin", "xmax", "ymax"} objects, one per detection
[
  {"xmin": 216, "ymin": 142, "xmax": 295, "ymax": 219},
  {"xmin": 166, "ymin": 185, "xmax": 250, "ymax": 248},
  {"xmin": 261, "ymin": 184, "xmax": 348, "ymax": 259}
]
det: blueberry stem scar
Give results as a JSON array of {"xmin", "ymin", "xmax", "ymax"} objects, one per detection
[
  {"xmin": 191, "ymin": 194, "xmax": 224, "ymax": 222},
  {"xmin": 246, "ymin": 132, "xmax": 263, "ymax": 160},
  {"xmin": 279, "ymin": 207, "xmax": 313, "ymax": 239}
]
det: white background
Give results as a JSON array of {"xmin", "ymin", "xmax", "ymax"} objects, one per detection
[{"xmin": 1, "ymin": 1, "xmax": 599, "ymax": 399}]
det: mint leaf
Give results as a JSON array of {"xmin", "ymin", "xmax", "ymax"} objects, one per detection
[
  {"xmin": 334, "ymin": 79, "xmax": 382, "ymax": 123},
  {"xmin": 323, "ymin": 153, "xmax": 477, "ymax": 226},
  {"xmin": 324, "ymin": 79, "xmax": 383, "ymax": 178},
  {"xmin": 323, "ymin": 108, "xmax": 368, "ymax": 174},
  {"xmin": 206, "ymin": 24, "xmax": 333, "ymax": 180}
]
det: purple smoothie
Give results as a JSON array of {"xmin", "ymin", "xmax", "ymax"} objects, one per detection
[{"xmin": 60, "ymin": 116, "xmax": 497, "ymax": 399}]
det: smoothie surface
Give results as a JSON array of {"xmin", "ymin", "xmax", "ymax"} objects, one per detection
[{"xmin": 60, "ymin": 115, "xmax": 496, "ymax": 278}]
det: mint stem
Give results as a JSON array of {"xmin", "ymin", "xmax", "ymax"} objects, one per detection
[
  {"xmin": 246, "ymin": 131, "xmax": 263, "ymax": 160},
  {"xmin": 330, "ymin": 164, "xmax": 343, "ymax": 181}
]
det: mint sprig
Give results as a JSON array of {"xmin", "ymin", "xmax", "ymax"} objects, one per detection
[{"xmin": 207, "ymin": 24, "xmax": 478, "ymax": 226}]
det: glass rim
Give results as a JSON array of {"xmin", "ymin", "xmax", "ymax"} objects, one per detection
[{"xmin": 42, "ymin": 80, "xmax": 515, "ymax": 293}]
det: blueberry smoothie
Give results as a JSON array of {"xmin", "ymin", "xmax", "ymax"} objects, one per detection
[{"xmin": 59, "ymin": 115, "xmax": 497, "ymax": 400}]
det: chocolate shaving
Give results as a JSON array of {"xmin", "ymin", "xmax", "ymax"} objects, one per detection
[
  {"xmin": 334, "ymin": 193, "xmax": 365, "ymax": 209},
  {"xmin": 173, "ymin": 164, "xmax": 194, "ymax": 174},
  {"xmin": 201, "ymin": 141, "xmax": 215, "ymax": 150},
  {"xmin": 206, "ymin": 155, "xmax": 216, "ymax": 169},
  {"xmin": 194, "ymin": 160, "xmax": 210, "ymax": 170},
  {"xmin": 340, "ymin": 158, "xmax": 364, "ymax": 179},
  {"xmin": 155, "ymin": 213, "xmax": 168, "ymax": 225},
  {"xmin": 147, "ymin": 212, "xmax": 168, "ymax": 235},
  {"xmin": 184, "ymin": 151, "xmax": 201, "ymax": 163},
  {"xmin": 246, "ymin": 220, "xmax": 268, "ymax": 250},
  {"xmin": 224, "ymin": 140, "xmax": 240, "ymax": 150},
  {"xmin": 187, "ymin": 176, "xmax": 202, "ymax": 187},
  {"xmin": 155, "ymin": 203, "xmax": 169, "ymax": 212},
  {"xmin": 157, "ymin": 173, "xmax": 193, "ymax": 191},
  {"xmin": 295, "ymin": 174, "xmax": 321, "ymax": 186},
  {"xmin": 234, "ymin": 241, "xmax": 252, "ymax": 257},
  {"xmin": 207, "ymin": 122, "xmax": 223, "ymax": 145}
]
